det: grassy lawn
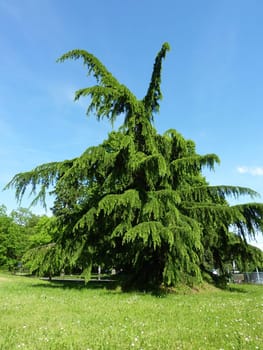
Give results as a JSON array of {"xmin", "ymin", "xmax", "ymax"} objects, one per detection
[{"xmin": 0, "ymin": 272, "xmax": 262, "ymax": 349}]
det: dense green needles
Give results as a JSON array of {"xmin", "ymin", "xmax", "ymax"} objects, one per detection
[{"xmin": 5, "ymin": 43, "xmax": 263, "ymax": 289}]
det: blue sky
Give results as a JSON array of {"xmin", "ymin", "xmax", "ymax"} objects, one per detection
[{"xmin": 1, "ymin": 1, "xmax": 263, "ymax": 248}]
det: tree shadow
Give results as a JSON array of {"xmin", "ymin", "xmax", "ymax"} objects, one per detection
[
  {"xmin": 30, "ymin": 275, "xmax": 252, "ymax": 296},
  {"xmin": 226, "ymin": 284, "xmax": 250, "ymax": 293},
  {"xmin": 31, "ymin": 277, "xmax": 120, "ymax": 291},
  {"xmin": 30, "ymin": 276, "xmax": 167, "ymax": 296}
]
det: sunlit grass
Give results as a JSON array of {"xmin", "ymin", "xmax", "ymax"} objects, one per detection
[{"xmin": 0, "ymin": 272, "xmax": 262, "ymax": 349}]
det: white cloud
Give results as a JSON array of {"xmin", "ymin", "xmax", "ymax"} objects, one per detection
[{"xmin": 237, "ymin": 166, "xmax": 263, "ymax": 176}]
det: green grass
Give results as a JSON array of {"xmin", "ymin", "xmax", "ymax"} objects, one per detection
[{"xmin": 0, "ymin": 272, "xmax": 262, "ymax": 349}]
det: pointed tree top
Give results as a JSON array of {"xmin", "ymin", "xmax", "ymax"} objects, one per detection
[{"xmin": 143, "ymin": 42, "xmax": 170, "ymax": 118}]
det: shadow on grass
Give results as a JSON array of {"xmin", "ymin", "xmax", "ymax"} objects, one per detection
[
  {"xmin": 206, "ymin": 274, "xmax": 248, "ymax": 294},
  {"xmin": 30, "ymin": 277, "xmax": 168, "ymax": 296},
  {"xmin": 31, "ymin": 277, "xmax": 120, "ymax": 291},
  {"xmin": 226, "ymin": 284, "xmax": 250, "ymax": 293},
  {"xmin": 29, "ymin": 274, "xmax": 251, "ymax": 295}
]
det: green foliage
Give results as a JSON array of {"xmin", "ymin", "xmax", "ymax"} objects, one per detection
[
  {"xmin": 28, "ymin": 216, "xmax": 57, "ymax": 247},
  {"xmin": 22, "ymin": 243, "xmax": 64, "ymax": 277},
  {"xmin": 0, "ymin": 207, "xmax": 19, "ymax": 268},
  {"xmin": 6, "ymin": 43, "xmax": 263, "ymax": 289},
  {"xmin": 0, "ymin": 206, "xmax": 55, "ymax": 271},
  {"xmin": 21, "ymin": 215, "xmax": 61, "ymax": 276},
  {"xmin": 0, "ymin": 206, "xmax": 37, "ymax": 269}
]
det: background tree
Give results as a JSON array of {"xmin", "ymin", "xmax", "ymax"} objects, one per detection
[
  {"xmin": 6, "ymin": 43, "xmax": 263, "ymax": 289},
  {"xmin": 0, "ymin": 205, "xmax": 15, "ymax": 268},
  {"xmin": 28, "ymin": 215, "xmax": 56, "ymax": 248},
  {"xmin": 0, "ymin": 207, "xmax": 31, "ymax": 269},
  {"xmin": 0, "ymin": 206, "xmax": 31, "ymax": 269},
  {"xmin": 22, "ymin": 216, "xmax": 64, "ymax": 278},
  {"xmin": 0, "ymin": 205, "xmax": 55, "ymax": 271}
]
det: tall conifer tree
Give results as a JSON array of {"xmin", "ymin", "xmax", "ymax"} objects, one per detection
[{"xmin": 6, "ymin": 43, "xmax": 263, "ymax": 289}]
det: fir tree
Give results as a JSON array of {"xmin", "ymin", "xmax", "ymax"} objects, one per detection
[{"xmin": 6, "ymin": 43, "xmax": 263, "ymax": 289}]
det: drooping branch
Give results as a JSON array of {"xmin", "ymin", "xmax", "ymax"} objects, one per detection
[
  {"xmin": 231, "ymin": 203, "xmax": 263, "ymax": 239},
  {"xmin": 58, "ymin": 50, "xmax": 119, "ymax": 86},
  {"xmin": 183, "ymin": 185, "xmax": 259, "ymax": 202},
  {"xmin": 171, "ymin": 154, "xmax": 220, "ymax": 173},
  {"xmin": 5, "ymin": 159, "xmax": 75, "ymax": 209},
  {"xmin": 57, "ymin": 49, "xmax": 138, "ymax": 126}
]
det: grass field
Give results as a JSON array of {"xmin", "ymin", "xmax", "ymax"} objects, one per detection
[{"xmin": 0, "ymin": 272, "xmax": 262, "ymax": 349}]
